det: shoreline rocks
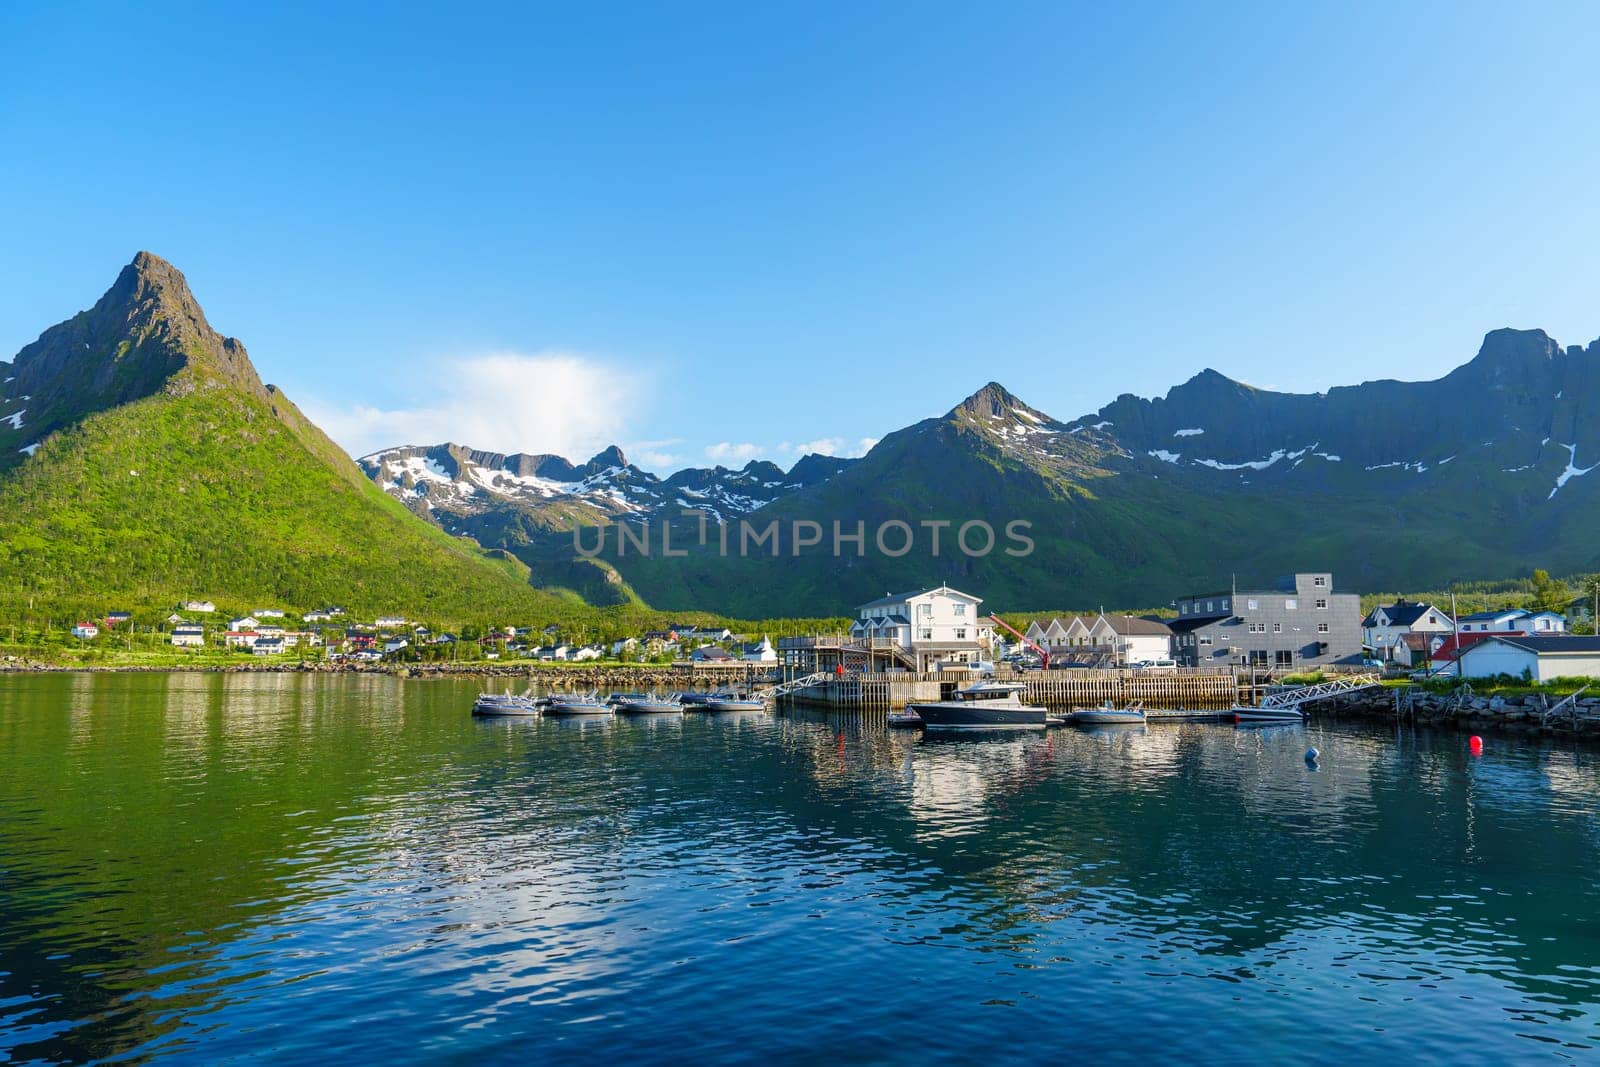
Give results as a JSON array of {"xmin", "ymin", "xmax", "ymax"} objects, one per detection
[{"xmin": 1311, "ymin": 687, "xmax": 1600, "ymax": 741}]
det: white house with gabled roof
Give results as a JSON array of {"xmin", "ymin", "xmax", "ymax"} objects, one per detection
[{"xmin": 852, "ymin": 585, "xmax": 992, "ymax": 670}]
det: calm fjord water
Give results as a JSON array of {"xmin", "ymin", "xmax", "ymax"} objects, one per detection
[{"xmin": 2, "ymin": 674, "xmax": 1598, "ymax": 1065}]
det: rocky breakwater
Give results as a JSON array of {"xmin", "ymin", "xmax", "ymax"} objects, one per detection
[{"xmin": 1312, "ymin": 686, "xmax": 1600, "ymax": 741}]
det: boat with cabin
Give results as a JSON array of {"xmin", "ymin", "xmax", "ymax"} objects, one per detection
[{"xmin": 907, "ymin": 681, "xmax": 1049, "ymax": 731}]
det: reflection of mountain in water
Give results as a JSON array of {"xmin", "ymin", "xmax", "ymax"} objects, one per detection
[{"xmin": 2, "ymin": 676, "xmax": 1599, "ymax": 1060}]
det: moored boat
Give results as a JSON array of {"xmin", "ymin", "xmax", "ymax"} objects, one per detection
[
  {"xmin": 1232, "ymin": 705, "xmax": 1304, "ymax": 724},
  {"xmin": 472, "ymin": 693, "xmax": 540, "ymax": 717},
  {"xmin": 1069, "ymin": 700, "xmax": 1146, "ymax": 726},
  {"xmin": 615, "ymin": 694, "xmax": 684, "ymax": 714},
  {"xmin": 544, "ymin": 692, "xmax": 612, "ymax": 716},
  {"xmin": 703, "ymin": 696, "xmax": 767, "ymax": 712},
  {"xmin": 908, "ymin": 681, "xmax": 1048, "ymax": 731}
]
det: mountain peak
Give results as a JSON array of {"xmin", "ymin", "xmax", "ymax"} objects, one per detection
[
  {"xmin": 949, "ymin": 381, "xmax": 1028, "ymax": 420},
  {"xmin": 588, "ymin": 445, "xmax": 627, "ymax": 469},
  {"xmin": 1, "ymin": 254, "xmax": 270, "ymax": 469}
]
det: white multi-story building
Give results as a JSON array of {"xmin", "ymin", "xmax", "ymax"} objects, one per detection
[{"xmin": 850, "ymin": 585, "xmax": 993, "ymax": 671}]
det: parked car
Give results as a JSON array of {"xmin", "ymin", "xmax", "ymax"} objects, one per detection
[
  {"xmin": 1360, "ymin": 657, "xmax": 1385, "ymax": 669},
  {"xmin": 1131, "ymin": 658, "xmax": 1177, "ymax": 672}
]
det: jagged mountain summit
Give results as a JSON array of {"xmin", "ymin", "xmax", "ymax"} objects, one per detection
[
  {"xmin": 0, "ymin": 254, "xmax": 568, "ymax": 619},
  {"xmin": 361, "ymin": 330, "xmax": 1600, "ymax": 617},
  {"xmin": 358, "ymin": 442, "xmax": 857, "ymax": 530}
]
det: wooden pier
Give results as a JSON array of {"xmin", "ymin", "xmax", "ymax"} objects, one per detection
[{"xmin": 780, "ymin": 668, "xmax": 1241, "ymax": 713}]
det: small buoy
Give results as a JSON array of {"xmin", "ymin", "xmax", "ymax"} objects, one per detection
[
  {"xmin": 1305, "ymin": 747, "xmax": 1320, "ymax": 763},
  {"xmin": 1469, "ymin": 735, "xmax": 1484, "ymax": 756}
]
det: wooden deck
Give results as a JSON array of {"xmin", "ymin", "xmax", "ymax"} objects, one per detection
[{"xmin": 779, "ymin": 668, "xmax": 1241, "ymax": 713}]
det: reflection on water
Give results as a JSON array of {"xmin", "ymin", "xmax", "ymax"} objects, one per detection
[{"xmin": 2, "ymin": 674, "xmax": 1599, "ymax": 1064}]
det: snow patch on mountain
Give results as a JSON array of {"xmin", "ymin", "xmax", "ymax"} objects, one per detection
[{"xmin": 1549, "ymin": 444, "xmax": 1596, "ymax": 500}]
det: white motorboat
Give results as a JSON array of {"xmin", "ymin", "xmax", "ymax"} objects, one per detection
[
  {"xmin": 544, "ymin": 692, "xmax": 612, "ymax": 716},
  {"xmin": 472, "ymin": 693, "xmax": 540, "ymax": 717},
  {"xmin": 1069, "ymin": 700, "xmax": 1146, "ymax": 726},
  {"xmin": 1232, "ymin": 705, "xmax": 1304, "ymax": 724},
  {"xmin": 615, "ymin": 694, "xmax": 684, "ymax": 714}
]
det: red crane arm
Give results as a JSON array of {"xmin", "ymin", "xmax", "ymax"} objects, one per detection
[{"xmin": 987, "ymin": 614, "xmax": 1050, "ymax": 668}]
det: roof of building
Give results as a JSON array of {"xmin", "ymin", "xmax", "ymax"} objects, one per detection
[
  {"xmin": 1166, "ymin": 616, "xmax": 1226, "ymax": 634},
  {"xmin": 692, "ymin": 646, "xmax": 734, "ymax": 660},
  {"xmin": 1465, "ymin": 635, "xmax": 1600, "ymax": 655},
  {"xmin": 1459, "ymin": 608, "xmax": 1528, "ymax": 622},
  {"xmin": 1363, "ymin": 600, "xmax": 1446, "ymax": 628},
  {"xmin": 1097, "ymin": 614, "xmax": 1172, "ymax": 636},
  {"xmin": 858, "ymin": 585, "xmax": 981, "ymax": 610}
]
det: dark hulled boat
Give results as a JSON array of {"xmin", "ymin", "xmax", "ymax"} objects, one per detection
[{"xmin": 907, "ymin": 681, "xmax": 1048, "ymax": 731}]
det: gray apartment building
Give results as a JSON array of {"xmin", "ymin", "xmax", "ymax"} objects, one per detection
[{"xmin": 1168, "ymin": 572, "xmax": 1363, "ymax": 669}]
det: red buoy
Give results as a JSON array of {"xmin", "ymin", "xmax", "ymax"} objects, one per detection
[{"xmin": 1469, "ymin": 735, "xmax": 1484, "ymax": 756}]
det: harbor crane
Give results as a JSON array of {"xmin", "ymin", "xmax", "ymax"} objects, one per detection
[{"xmin": 987, "ymin": 614, "xmax": 1050, "ymax": 669}]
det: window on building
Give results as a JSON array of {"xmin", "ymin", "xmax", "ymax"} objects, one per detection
[
  {"xmin": 918, "ymin": 604, "xmax": 932, "ymax": 618},
  {"xmin": 1317, "ymin": 623, "xmax": 1329, "ymax": 633},
  {"xmin": 1273, "ymin": 623, "xmax": 1282, "ymax": 633},
  {"xmin": 953, "ymin": 604, "xmax": 967, "ymax": 616},
  {"xmin": 919, "ymin": 628, "xmax": 932, "ymax": 640},
  {"xmin": 1222, "ymin": 599, "xmax": 1231, "ymax": 613},
  {"xmin": 1247, "ymin": 598, "xmax": 1259, "ymax": 610},
  {"xmin": 1313, "ymin": 576, "xmax": 1327, "ymax": 586},
  {"xmin": 1315, "ymin": 599, "xmax": 1327, "ymax": 610},
  {"xmin": 1199, "ymin": 636, "xmax": 1212, "ymax": 646},
  {"xmin": 1275, "ymin": 650, "xmax": 1294, "ymax": 666},
  {"xmin": 954, "ymin": 628, "xmax": 967, "ymax": 640},
  {"xmin": 1249, "ymin": 622, "xmax": 1265, "ymax": 634},
  {"xmin": 1285, "ymin": 599, "xmax": 1298, "ymax": 610}
]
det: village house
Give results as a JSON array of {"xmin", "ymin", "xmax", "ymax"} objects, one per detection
[
  {"xmin": 303, "ymin": 610, "xmax": 333, "ymax": 623},
  {"xmin": 571, "ymin": 645, "xmax": 603, "ymax": 662},
  {"xmin": 611, "ymin": 637, "xmax": 639, "ymax": 657},
  {"xmin": 71, "ymin": 622, "xmax": 99, "ymax": 639},
  {"xmin": 1456, "ymin": 609, "xmax": 1566, "ymax": 634},
  {"xmin": 1456, "ymin": 635, "xmax": 1600, "ymax": 682},
  {"xmin": 1168, "ymin": 572, "xmax": 1362, "ymax": 669},
  {"xmin": 344, "ymin": 630, "xmax": 377, "ymax": 652},
  {"xmin": 253, "ymin": 609, "xmax": 285, "ymax": 619},
  {"xmin": 691, "ymin": 645, "xmax": 734, "ymax": 663},
  {"xmin": 1389, "ymin": 632, "xmax": 1452, "ymax": 669},
  {"xmin": 1087, "ymin": 614, "xmax": 1174, "ymax": 666},
  {"xmin": 742, "ymin": 636, "xmax": 777, "ymax": 663},
  {"xmin": 229, "ymin": 616, "xmax": 260, "ymax": 632},
  {"xmin": 252, "ymin": 636, "xmax": 287, "ymax": 656},
  {"xmin": 105, "ymin": 611, "xmax": 132, "ymax": 627},
  {"xmin": 849, "ymin": 585, "xmax": 993, "ymax": 671},
  {"xmin": 1362, "ymin": 600, "xmax": 1454, "ymax": 661},
  {"xmin": 225, "ymin": 631, "xmax": 259, "ymax": 649},
  {"xmin": 166, "ymin": 613, "xmax": 189, "ymax": 625},
  {"xmin": 383, "ymin": 637, "xmax": 409, "ymax": 655},
  {"xmin": 169, "ymin": 625, "xmax": 205, "ymax": 648},
  {"xmin": 1024, "ymin": 616, "xmax": 1092, "ymax": 658},
  {"xmin": 535, "ymin": 644, "xmax": 571, "ymax": 662},
  {"xmin": 375, "ymin": 615, "xmax": 407, "ymax": 628},
  {"xmin": 181, "ymin": 600, "xmax": 217, "ymax": 613}
]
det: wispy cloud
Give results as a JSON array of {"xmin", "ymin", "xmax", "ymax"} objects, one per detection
[
  {"xmin": 704, "ymin": 441, "xmax": 765, "ymax": 464},
  {"xmin": 779, "ymin": 437, "xmax": 879, "ymax": 458},
  {"xmin": 305, "ymin": 351, "xmax": 635, "ymax": 460}
]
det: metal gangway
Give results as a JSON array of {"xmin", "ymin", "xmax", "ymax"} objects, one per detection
[
  {"xmin": 755, "ymin": 672, "xmax": 832, "ymax": 701},
  {"xmin": 1259, "ymin": 673, "xmax": 1380, "ymax": 708}
]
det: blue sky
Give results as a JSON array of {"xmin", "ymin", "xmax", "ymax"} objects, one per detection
[{"xmin": 3, "ymin": 2, "xmax": 1599, "ymax": 471}]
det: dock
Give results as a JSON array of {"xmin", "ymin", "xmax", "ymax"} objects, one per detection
[{"xmin": 778, "ymin": 668, "xmax": 1241, "ymax": 713}]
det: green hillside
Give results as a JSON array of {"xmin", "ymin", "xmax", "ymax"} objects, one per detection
[{"xmin": 0, "ymin": 254, "xmax": 579, "ymax": 625}]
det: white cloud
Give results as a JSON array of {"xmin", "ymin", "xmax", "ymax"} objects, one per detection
[
  {"xmin": 305, "ymin": 351, "xmax": 635, "ymax": 460},
  {"xmin": 777, "ymin": 436, "xmax": 879, "ymax": 459},
  {"xmin": 705, "ymin": 441, "xmax": 765, "ymax": 464}
]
